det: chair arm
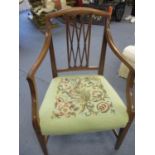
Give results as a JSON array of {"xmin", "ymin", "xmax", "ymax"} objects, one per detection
[
  {"xmin": 26, "ymin": 30, "xmax": 51, "ymax": 123},
  {"xmin": 105, "ymin": 28, "xmax": 135, "ymax": 73},
  {"xmin": 27, "ymin": 31, "xmax": 51, "ymax": 78},
  {"xmin": 105, "ymin": 28, "xmax": 135, "ymax": 119},
  {"xmin": 27, "ymin": 77, "xmax": 40, "ymax": 124},
  {"xmin": 126, "ymin": 70, "xmax": 135, "ymax": 120}
]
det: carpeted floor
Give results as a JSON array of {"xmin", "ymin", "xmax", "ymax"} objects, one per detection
[{"xmin": 19, "ymin": 7, "xmax": 135, "ymax": 155}]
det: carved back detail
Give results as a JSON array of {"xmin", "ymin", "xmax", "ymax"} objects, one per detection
[
  {"xmin": 65, "ymin": 15, "xmax": 92, "ymax": 67},
  {"xmin": 46, "ymin": 7, "xmax": 111, "ymax": 76}
]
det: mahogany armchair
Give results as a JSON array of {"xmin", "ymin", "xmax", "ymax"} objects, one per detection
[{"xmin": 27, "ymin": 7, "xmax": 135, "ymax": 155}]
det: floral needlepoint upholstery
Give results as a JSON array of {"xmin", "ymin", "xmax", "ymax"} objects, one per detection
[
  {"xmin": 51, "ymin": 76, "xmax": 115, "ymax": 118},
  {"xmin": 39, "ymin": 75, "xmax": 129, "ymax": 135}
]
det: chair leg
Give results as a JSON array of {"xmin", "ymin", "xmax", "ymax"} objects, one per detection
[
  {"xmin": 35, "ymin": 130, "xmax": 48, "ymax": 155},
  {"xmin": 115, "ymin": 120, "xmax": 133, "ymax": 150},
  {"xmin": 32, "ymin": 117, "xmax": 49, "ymax": 155}
]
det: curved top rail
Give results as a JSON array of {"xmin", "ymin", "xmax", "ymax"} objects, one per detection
[{"xmin": 46, "ymin": 7, "xmax": 111, "ymax": 20}]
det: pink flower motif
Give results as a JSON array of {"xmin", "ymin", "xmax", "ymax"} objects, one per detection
[{"xmin": 97, "ymin": 103, "xmax": 109, "ymax": 113}]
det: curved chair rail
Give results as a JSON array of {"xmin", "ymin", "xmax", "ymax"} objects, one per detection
[{"xmin": 46, "ymin": 7, "xmax": 111, "ymax": 20}]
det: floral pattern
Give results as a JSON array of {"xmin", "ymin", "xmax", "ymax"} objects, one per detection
[{"xmin": 51, "ymin": 76, "xmax": 115, "ymax": 119}]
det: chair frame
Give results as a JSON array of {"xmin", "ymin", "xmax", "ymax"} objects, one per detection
[{"xmin": 27, "ymin": 7, "xmax": 135, "ymax": 155}]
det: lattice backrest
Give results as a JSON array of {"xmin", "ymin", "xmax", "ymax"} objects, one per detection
[
  {"xmin": 65, "ymin": 14, "xmax": 92, "ymax": 67},
  {"xmin": 46, "ymin": 7, "xmax": 111, "ymax": 77}
]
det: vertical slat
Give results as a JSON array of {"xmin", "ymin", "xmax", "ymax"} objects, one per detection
[
  {"xmin": 86, "ymin": 14, "xmax": 92, "ymax": 66},
  {"xmin": 74, "ymin": 19, "xmax": 83, "ymax": 66},
  {"xmin": 49, "ymin": 33, "xmax": 58, "ymax": 78},
  {"xmin": 66, "ymin": 16, "xmax": 71, "ymax": 68},
  {"xmin": 81, "ymin": 18, "xmax": 86, "ymax": 66},
  {"xmin": 80, "ymin": 14, "xmax": 92, "ymax": 67},
  {"xmin": 98, "ymin": 18, "xmax": 108, "ymax": 75},
  {"xmin": 67, "ymin": 16, "xmax": 77, "ymax": 67}
]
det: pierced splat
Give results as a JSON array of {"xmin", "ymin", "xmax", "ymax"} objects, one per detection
[{"xmin": 65, "ymin": 14, "xmax": 92, "ymax": 68}]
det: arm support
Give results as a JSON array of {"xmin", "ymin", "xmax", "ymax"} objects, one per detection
[
  {"xmin": 26, "ymin": 31, "xmax": 51, "ymax": 123},
  {"xmin": 27, "ymin": 31, "xmax": 51, "ymax": 78},
  {"xmin": 106, "ymin": 28, "xmax": 135, "ymax": 119},
  {"xmin": 106, "ymin": 28, "xmax": 134, "ymax": 72}
]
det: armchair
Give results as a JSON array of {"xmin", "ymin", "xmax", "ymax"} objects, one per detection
[{"xmin": 27, "ymin": 7, "xmax": 135, "ymax": 155}]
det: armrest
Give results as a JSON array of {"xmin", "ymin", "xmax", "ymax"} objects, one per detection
[
  {"xmin": 105, "ymin": 28, "xmax": 135, "ymax": 119},
  {"xmin": 26, "ymin": 31, "xmax": 51, "ymax": 123},
  {"xmin": 27, "ymin": 31, "xmax": 51, "ymax": 79},
  {"xmin": 106, "ymin": 28, "xmax": 135, "ymax": 73}
]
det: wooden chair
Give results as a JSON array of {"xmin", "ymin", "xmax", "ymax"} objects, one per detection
[{"xmin": 27, "ymin": 7, "xmax": 135, "ymax": 155}]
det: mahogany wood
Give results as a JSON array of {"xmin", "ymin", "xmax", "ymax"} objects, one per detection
[
  {"xmin": 98, "ymin": 18, "xmax": 108, "ymax": 75},
  {"xmin": 57, "ymin": 66, "xmax": 99, "ymax": 72}
]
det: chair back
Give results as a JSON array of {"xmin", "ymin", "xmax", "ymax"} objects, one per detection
[{"xmin": 46, "ymin": 7, "xmax": 111, "ymax": 77}]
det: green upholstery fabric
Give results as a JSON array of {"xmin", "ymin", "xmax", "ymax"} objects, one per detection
[{"xmin": 39, "ymin": 75, "xmax": 129, "ymax": 135}]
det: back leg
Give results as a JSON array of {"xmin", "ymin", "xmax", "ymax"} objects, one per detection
[{"xmin": 115, "ymin": 116, "xmax": 134, "ymax": 150}]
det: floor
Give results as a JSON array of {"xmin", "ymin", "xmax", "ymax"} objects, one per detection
[{"xmin": 19, "ymin": 6, "xmax": 135, "ymax": 155}]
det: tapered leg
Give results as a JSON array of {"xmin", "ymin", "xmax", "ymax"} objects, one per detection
[
  {"xmin": 35, "ymin": 130, "xmax": 48, "ymax": 155},
  {"xmin": 32, "ymin": 119, "xmax": 49, "ymax": 155},
  {"xmin": 115, "ymin": 117, "xmax": 134, "ymax": 150}
]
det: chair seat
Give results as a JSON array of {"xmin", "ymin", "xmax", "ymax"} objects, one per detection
[{"xmin": 39, "ymin": 75, "xmax": 129, "ymax": 135}]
